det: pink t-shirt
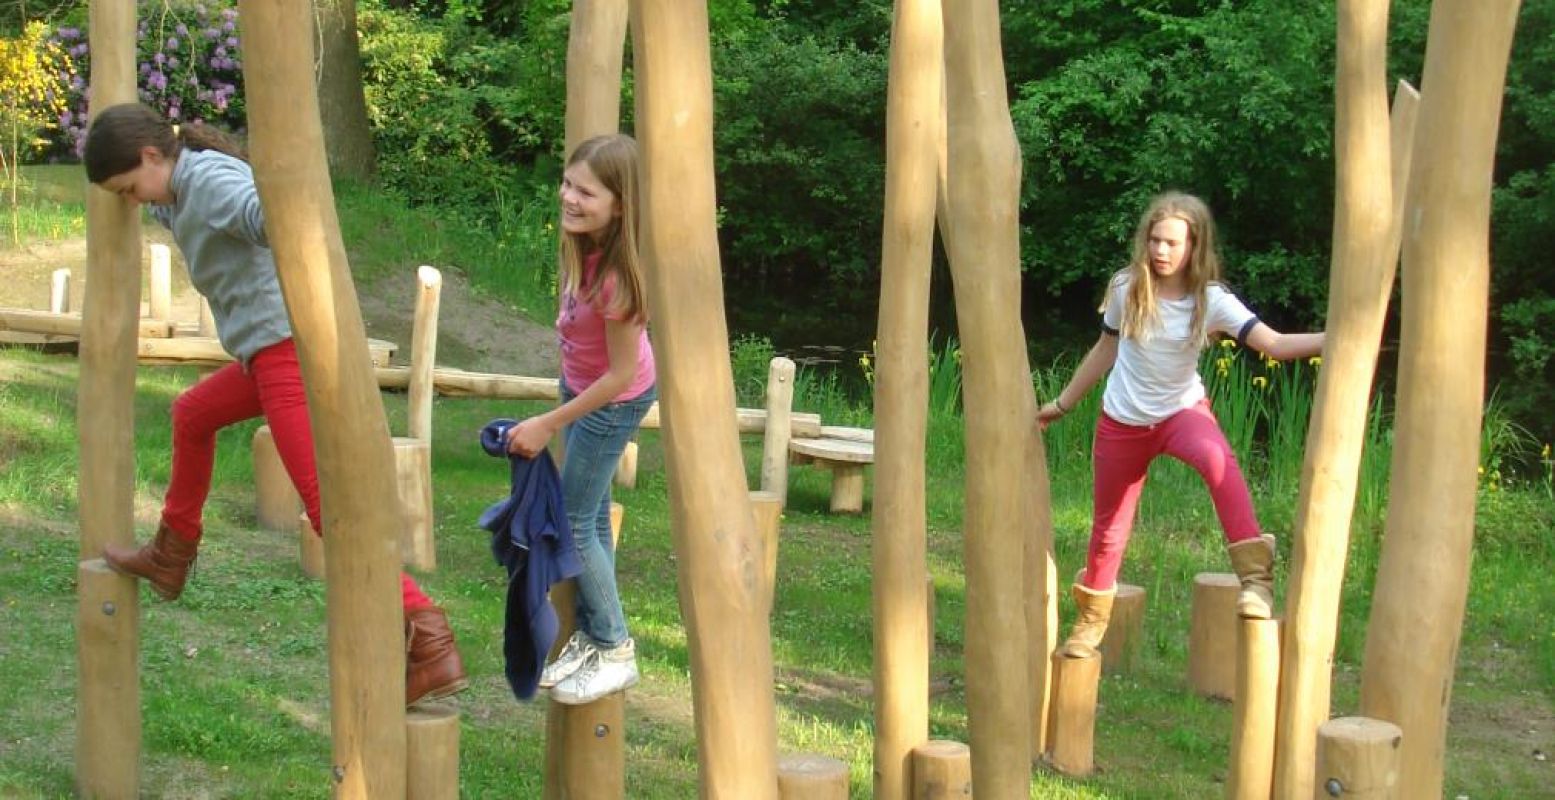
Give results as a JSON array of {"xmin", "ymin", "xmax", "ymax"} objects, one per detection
[{"xmin": 557, "ymin": 252, "xmax": 656, "ymax": 402}]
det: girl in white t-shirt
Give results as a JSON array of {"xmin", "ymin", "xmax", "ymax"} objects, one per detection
[{"xmin": 1036, "ymin": 192, "xmax": 1324, "ymax": 659}]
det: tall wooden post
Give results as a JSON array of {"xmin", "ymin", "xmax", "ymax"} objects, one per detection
[
  {"xmin": 1271, "ymin": 2, "xmax": 1406, "ymax": 793},
  {"xmin": 75, "ymin": 0, "xmax": 142, "ymax": 794},
  {"xmin": 759, "ymin": 357, "xmax": 796, "ymax": 505},
  {"xmin": 1358, "ymin": 4, "xmax": 1520, "ymax": 799},
  {"xmin": 565, "ymin": 0, "xmax": 629, "ymax": 152},
  {"xmin": 871, "ymin": 0, "xmax": 941, "ymax": 796},
  {"xmin": 942, "ymin": 0, "xmax": 1033, "ymax": 793},
  {"xmin": 239, "ymin": 2, "xmax": 408, "ymax": 796},
  {"xmin": 148, "ymin": 243, "xmax": 172, "ymax": 320},
  {"xmin": 632, "ymin": 1, "xmax": 780, "ymax": 795},
  {"xmin": 407, "ymin": 266, "xmax": 442, "ymax": 443}
]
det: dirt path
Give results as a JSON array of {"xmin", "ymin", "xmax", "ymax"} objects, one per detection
[{"xmin": 0, "ymin": 225, "xmax": 558, "ymax": 378}]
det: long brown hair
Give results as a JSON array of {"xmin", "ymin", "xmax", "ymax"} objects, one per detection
[
  {"xmin": 558, "ymin": 134, "xmax": 646, "ymax": 323},
  {"xmin": 84, "ymin": 102, "xmax": 246, "ymax": 184},
  {"xmin": 1112, "ymin": 191, "xmax": 1223, "ymax": 347}
]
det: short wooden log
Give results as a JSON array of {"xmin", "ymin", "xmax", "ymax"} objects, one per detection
[
  {"xmin": 148, "ymin": 243, "xmax": 172, "ymax": 322},
  {"xmin": 1098, "ymin": 583, "xmax": 1145, "ymax": 674},
  {"xmin": 830, "ymin": 464, "xmax": 867, "ymax": 513},
  {"xmin": 1227, "ymin": 616, "xmax": 1281, "ymax": 800},
  {"xmin": 776, "ymin": 752, "xmax": 849, "ymax": 799},
  {"xmin": 789, "ymin": 437, "xmax": 873, "ymax": 514},
  {"xmin": 252, "ymin": 425, "xmax": 302, "ymax": 532},
  {"xmin": 558, "ymin": 694, "xmax": 626, "ymax": 799},
  {"xmin": 406, "ymin": 703, "xmax": 460, "ymax": 800},
  {"xmin": 299, "ymin": 512, "xmax": 325, "ymax": 580},
  {"xmin": 1188, "ymin": 572, "xmax": 1240, "ymax": 701},
  {"xmin": 76, "ymin": 559, "xmax": 140, "ymax": 794},
  {"xmin": 1045, "ymin": 649, "xmax": 1101, "ymax": 777},
  {"xmin": 749, "ymin": 490, "xmax": 782, "ymax": 612},
  {"xmin": 613, "ymin": 440, "xmax": 638, "ymax": 489},
  {"xmin": 51, "ymin": 268, "xmax": 70, "ymax": 314},
  {"xmin": 911, "ymin": 739, "xmax": 971, "ymax": 798},
  {"xmin": 394, "ymin": 436, "xmax": 435, "ymax": 571},
  {"xmin": 1314, "ymin": 717, "xmax": 1403, "ymax": 800}
]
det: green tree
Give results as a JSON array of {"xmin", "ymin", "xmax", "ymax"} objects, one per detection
[{"xmin": 0, "ymin": 20, "xmax": 68, "ymax": 243}]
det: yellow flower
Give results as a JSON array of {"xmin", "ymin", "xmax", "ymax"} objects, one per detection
[
  {"xmin": 1251, "ymin": 376, "xmax": 1268, "ymax": 389},
  {"xmin": 1264, "ymin": 356, "xmax": 1282, "ymax": 369},
  {"xmin": 1543, "ymin": 443, "xmax": 1551, "ymax": 459},
  {"xmin": 1308, "ymin": 356, "xmax": 1323, "ymax": 367},
  {"xmin": 1219, "ymin": 339, "xmax": 1236, "ymax": 350}
]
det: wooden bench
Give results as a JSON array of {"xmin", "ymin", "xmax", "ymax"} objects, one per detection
[{"xmin": 789, "ymin": 435, "xmax": 874, "ymax": 513}]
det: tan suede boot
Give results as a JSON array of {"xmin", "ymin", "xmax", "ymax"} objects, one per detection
[
  {"xmin": 406, "ymin": 606, "xmax": 469, "ymax": 707},
  {"xmin": 103, "ymin": 523, "xmax": 199, "ymax": 601},
  {"xmin": 1228, "ymin": 537, "xmax": 1276, "ymax": 619},
  {"xmin": 1060, "ymin": 579, "xmax": 1116, "ymax": 659}
]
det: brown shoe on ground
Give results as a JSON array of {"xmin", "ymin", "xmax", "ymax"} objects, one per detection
[
  {"xmin": 406, "ymin": 606, "xmax": 469, "ymax": 707},
  {"xmin": 103, "ymin": 522, "xmax": 200, "ymax": 601}
]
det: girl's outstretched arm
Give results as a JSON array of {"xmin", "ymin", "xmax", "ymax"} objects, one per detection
[
  {"xmin": 505, "ymin": 318, "xmax": 642, "ymax": 457},
  {"xmin": 1244, "ymin": 323, "xmax": 1325, "ymax": 362},
  {"xmin": 1036, "ymin": 332, "xmax": 1118, "ymax": 429}
]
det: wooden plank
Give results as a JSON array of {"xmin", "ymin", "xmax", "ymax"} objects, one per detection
[
  {"xmin": 2, "ymin": 308, "xmax": 173, "ymax": 339},
  {"xmin": 140, "ymin": 336, "xmax": 395, "ymax": 367},
  {"xmin": 790, "ymin": 437, "xmax": 874, "ymax": 464}
]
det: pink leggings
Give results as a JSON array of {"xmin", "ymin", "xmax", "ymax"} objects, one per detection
[
  {"xmin": 1082, "ymin": 399, "xmax": 1261, "ymax": 590},
  {"xmin": 161, "ymin": 338, "xmax": 432, "ymax": 610}
]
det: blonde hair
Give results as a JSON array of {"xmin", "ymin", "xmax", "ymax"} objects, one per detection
[
  {"xmin": 558, "ymin": 134, "xmax": 646, "ymax": 323},
  {"xmin": 1112, "ymin": 191, "xmax": 1223, "ymax": 347}
]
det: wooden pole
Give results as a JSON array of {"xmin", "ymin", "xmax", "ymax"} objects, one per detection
[
  {"xmin": 197, "ymin": 296, "xmax": 216, "ymax": 337},
  {"xmin": 1044, "ymin": 650, "xmax": 1100, "ymax": 777},
  {"xmin": 393, "ymin": 437, "xmax": 435, "ymax": 571},
  {"xmin": 1098, "ymin": 583, "xmax": 1145, "ymax": 675},
  {"xmin": 50, "ymin": 268, "xmax": 70, "ymax": 313},
  {"xmin": 407, "ymin": 265, "xmax": 442, "ymax": 443},
  {"xmin": 300, "ymin": 512, "xmax": 326, "ymax": 580},
  {"xmin": 759, "ymin": 356, "xmax": 796, "ymax": 505},
  {"xmin": 560, "ymin": 696, "xmax": 627, "ymax": 798},
  {"xmin": 564, "ymin": 0, "xmax": 628, "ymax": 153},
  {"xmin": 1024, "ymin": 415, "xmax": 1059, "ymax": 757},
  {"xmin": 872, "ymin": 0, "xmax": 940, "ymax": 795},
  {"xmin": 406, "ymin": 704, "xmax": 460, "ymax": 800},
  {"xmin": 75, "ymin": 0, "xmax": 142, "ymax": 794},
  {"xmin": 777, "ymin": 753, "xmax": 849, "ymax": 799},
  {"xmin": 1228, "ymin": 617, "xmax": 1282, "ymax": 800},
  {"xmin": 911, "ymin": 740, "xmax": 972, "ymax": 799},
  {"xmin": 238, "ymin": 1, "xmax": 408, "ymax": 795},
  {"xmin": 750, "ymin": 490, "xmax": 783, "ymax": 613},
  {"xmin": 1189, "ymin": 573, "xmax": 1240, "ymax": 701},
  {"xmin": 632, "ymin": 1, "xmax": 779, "ymax": 794},
  {"xmin": 253, "ymin": 425, "xmax": 304, "ymax": 531},
  {"xmin": 1271, "ymin": 0, "xmax": 1408, "ymax": 790},
  {"xmin": 941, "ymin": 0, "xmax": 1034, "ymax": 792},
  {"xmin": 1314, "ymin": 717, "xmax": 1402, "ymax": 800},
  {"xmin": 1358, "ymin": 5, "xmax": 1520, "ymax": 799},
  {"xmin": 613, "ymin": 440, "xmax": 638, "ymax": 488},
  {"xmin": 148, "ymin": 243, "xmax": 172, "ymax": 321}
]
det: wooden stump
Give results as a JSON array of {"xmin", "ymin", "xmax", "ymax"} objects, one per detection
[
  {"xmin": 609, "ymin": 500, "xmax": 624, "ymax": 549},
  {"xmin": 777, "ymin": 752, "xmax": 849, "ymax": 799},
  {"xmin": 50, "ymin": 268, "xmax": 71, "ymax": 314},
  {"xmin": 299, "ymin": 512, "xmax": 325, "ymax": 580},
  {"xmin": 406, "ymin": 703, "xmax": 460, "ymax": 800},
  {"xmin": 558, "ymin": 695, "xmax": 626, "ymax": 799},
  {"xmin": 750, "ymin": 489, "xmax": 782, "ymax": 612},
  {"xmin": 613, "ymin": 440, "xmax": 639, "ymax": 489},
  {"xmin": 1188, "ymin": 572, "xmax": 1240, "ymax": 700},
  {"xmin": 1045, "ymin": 650, "xmax": 1101, "ymax": 777},
  {"xmin": 252, "ymin": 425, "xmax": 302, "ymax": 532},
  {"xmin": 394, "ymin": 436, "xmax": 435, "ymax": 571},
  {"xmin": 76, "ymin": 559, "xmax": 140, "ymax": 794},
  {"xmin": 1227, "ymin": 617, "xmax": 1282, "ymax": 800},
  {"xmin": 789, "ymin": 437, "xmax": 874, "ymax": 514},
  {"xmin": 1315, "ymin": 717, "xmax": 1403, "ymax": 800},
  {"xmin": 911, "ymin": 740, "xmax": 971, "ymax": 798},
  {"xmin": 1098, "ymin": 583, "xmax": 1145, "ymax": 674}
]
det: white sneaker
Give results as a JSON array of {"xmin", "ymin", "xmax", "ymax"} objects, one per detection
[
  {"xmin": 539, "ymin": 630, "xmax": 598, "ymax": 689},
  {"xmin": 551, "ymin": 638, "xmax": 639, "ymax": 705}
]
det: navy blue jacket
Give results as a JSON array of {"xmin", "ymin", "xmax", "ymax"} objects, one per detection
[{"xmin": 478, "ymin": 419, "xmax": 582, "ymax": 700}]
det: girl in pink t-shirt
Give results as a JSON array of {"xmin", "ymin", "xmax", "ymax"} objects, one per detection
[
  {"xmin": 504, "ymin": 134, "xmax": 656, "ymax": 705},
  {"xmin": 1036, "ymin": 192, "xmax": 1324, "ymax": 659}
]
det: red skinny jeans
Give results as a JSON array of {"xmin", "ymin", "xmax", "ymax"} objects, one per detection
[
  {"xmin": 161, "ymin": 338, "xmax": 431, "ymax": 610},
  {"xmin": 1082, "ymin": 399, "xmax": 1261, "ymax": 590}
]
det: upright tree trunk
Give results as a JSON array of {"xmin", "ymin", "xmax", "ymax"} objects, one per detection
[
  {"xmin": 632, "ymin": 0, "xmax": 780, "ymax": 796},
  {"xmin": 942, "ymin": 0, "xmax": 1034, "ymax": 794},
  {"xmin": 872, "ymin": 0, "xmax": 941, "ymax": 797},
  {"xmin": 1359, "ymin": 4, "xmax": 1520, "ymax": 799},
  {"xmin": 315, "ymin": 0, "xmax": 377, "ymax": 180},
  {"xmin": 1271, "ymin": 3, "xmax": 1397, "ymax": 796},
  {"xmin": 242, "ymin": 1, "xmax": 408, "ymax": 796}
]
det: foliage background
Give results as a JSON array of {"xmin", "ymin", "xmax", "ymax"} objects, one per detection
[{"xmin": 7, "ymin": 0, "xmax": 1555, "ymax": 447}]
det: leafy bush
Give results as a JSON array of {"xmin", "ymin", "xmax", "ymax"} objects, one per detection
[{"xmin": 43, "ymin": 1, "xmax": 247, "ymax": 159}]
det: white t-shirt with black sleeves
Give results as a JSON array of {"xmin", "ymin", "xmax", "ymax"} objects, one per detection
[{"xmin": 1100, "ymin": 274, "xmax": 1258, "ymax": 426}]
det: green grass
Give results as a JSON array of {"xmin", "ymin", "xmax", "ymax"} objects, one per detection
[{"xmin": 2, "ymin": 170, "xmax": 1552, "ymax": 798}]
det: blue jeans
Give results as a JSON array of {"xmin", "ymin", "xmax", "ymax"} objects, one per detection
[{"xmin": 560, "ymin": 381, "xmax": 655, "ymax": 648}]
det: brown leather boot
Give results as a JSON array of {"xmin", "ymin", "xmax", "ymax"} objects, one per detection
[
  {"xmin": 1228, "ymin": 536, "xmax": 1276, "ymax": 619},
  {"xmin": 1060, "ymin": 578, "xmax": 1116, "ymax": 659},
  {"xmin": 103, "ymin": 523, "xmax": 199, "ymax": 601},
  {"xmin": 406, "ymin": 606, "xmax": 469, "ymax": 707}
]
